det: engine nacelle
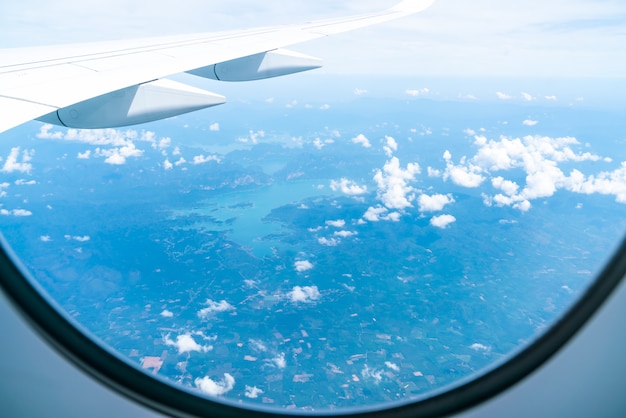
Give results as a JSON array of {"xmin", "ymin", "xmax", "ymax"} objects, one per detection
[
  {"xmin": 188, "ymin": 48, "xmax": 323, "ymax": 82},
  {"xmin": 37, "ymin": 79, "xmax": 225, "ymax": 129}
]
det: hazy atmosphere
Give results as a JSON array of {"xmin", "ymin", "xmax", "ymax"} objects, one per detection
[{"xmin": 1, "ymin": 0, "xmax": 625, "ymax": 77}]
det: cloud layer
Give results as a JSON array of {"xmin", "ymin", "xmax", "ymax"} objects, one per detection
[
  {"xmin": 434, "ymin": 133, "xmax": 618, "ymax": 210},
  {"xmin": 195, "ymin": 373, "xmax": 235, "ymax": 396},
  {"xmin": 287, "ymin": 286, "xmax": 320, "ymax": 303}
]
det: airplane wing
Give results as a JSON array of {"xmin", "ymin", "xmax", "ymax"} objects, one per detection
[{"xmin": 0, "ymin": 0, "xmax": 434, "ymax": 134}]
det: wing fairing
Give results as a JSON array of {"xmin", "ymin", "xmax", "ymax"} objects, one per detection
[
  {"xmin": 188, "ymin": 48, "xmax": 323, "ymax": 82},
  {"xmin": 37, "ymin": 79, "xmax": 225, "ymax": 129}
]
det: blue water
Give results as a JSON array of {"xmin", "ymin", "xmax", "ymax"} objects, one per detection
[{"xmin": 170, "ymin": 180, "xmax": 341, "ymax": 258}]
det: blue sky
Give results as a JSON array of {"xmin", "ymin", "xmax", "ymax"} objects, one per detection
[{"xmin": 1, "ymin": 0, "xmax": 625, "ymax": 77}]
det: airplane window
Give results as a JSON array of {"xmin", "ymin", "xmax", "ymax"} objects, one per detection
[{"xmin": 1, "ymin": 1, "xmax": 626, "ymax": 417}]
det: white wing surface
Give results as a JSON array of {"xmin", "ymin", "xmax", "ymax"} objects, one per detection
[{"xmin": 0, "ymin": 0, "xmax": 434, "ymax": 134}]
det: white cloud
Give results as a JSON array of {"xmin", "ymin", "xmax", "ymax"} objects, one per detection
[
  {"xmin": 102, "ymin": 152, "xmax": 125, "ymax": 165},
  {"xmin": 195, "ymin": 373, "xmax": 235, "ymax": 397},
  {"xmin": 572, "ymin": 162, "xmax": 626, "ymax": 203},
  {"xmin": 521, "ymin": 92, "xmax": 535, "ymax": 101},
  {"xmin": 430, "ymin": 214, "xmax": 456, "ymax": 229},
  {"xmin": 363, "ymin": 206, "xmax": 386, "ymax": 222},
  {"xmin": 385, "ymin": 136, "xmax": 398, "ymax": 152},
  {"xmin": 470, "ymin": 343, "xmax": 491, "ymax": 352},
  {"xmin": 294, "ymin": 260, "xmax": 313, "ymax": 272},
  {"xmin": 37, "ymin": 125, "xmax": 166, "ymax": 165},
  {"xmin": 65, "ymin": 235, "xmax": 89, "ymax": 242},
  {"xmin": 427, "ymin": 167, "xmax": 441, "ymax": 177},
  {"xmin": 496, "ymin": 92, "xmax": 512, "ymax": 100},
  {"xmin": 160, "ymin": 310, "xmax": 174, "ymax": 318},
  {"xmin": 354, "ymin": 88, "xmax": 368, "ymax": 95},
  {"xmin": 417, "ymin": 193, "xmax": 455, "ymax": 212},
  {"xmin": 471, "ymin": 136, "xmax": 515, "ymax": 170},
  {"xmin": 361, "ymin": 365, "xmax": 383, "ymax": 383},
  {"xmin": 318, "ymin": 237, "xmax": 339, "ymax": 246},
  {"xmin": 40, "ymin": 235, "xmax": 51, "ymax": 242},
  {"xmin": 237, "ymin": 129, "xmax": 265, "ymax": 144},
  {"xmin": 245, "ymin": 386, "xmax": 264, "ymax": 399},
  {"xmin": 362, "ymin": 205, "xmax": 400, "ymax": 222},
  {"xmin": 2, "ymin": 147, "xmax": 34, "ymax": 173},
  {"xmin": 383, "ymin": 135, "xmax": 398, "ymax": 157},
  {"xmin": 313, "ymin": 138, "xmax": 324, "ymax": 150},
  {"xmin": 515, "ymin": 200, "xmax": 532, "ymax": 211},
  {"xmin": 15, "ymin": 179, "xmax": 36, "ymax": 185},
  {"xmin": 158, "ymin": 137, "xmax": 171, "ymax": 150},
  {"xmin": 443, "ymin": 151, "xmax": 485, "ymax": 188},
  {"xmin": 492, "ymin": 176, "xmax": 519, "ymax": 196},
  {"xmin": 272, "ymin": 353, "xmax": 286, "ymax": 369},
  {"xmin": 444, "ymin": 134, "xmax": 611, "ymax": 210},
  {"xmin": 325, "ymin": 219, "xmax": 345, "ymax": 228},
  {"xmin": 95, "ymin": 142, "xmax": 143, "ymax": 165},
  {"xmin": 373, "ymin": 157, "xmax": 421, "ymax": 210},
  {"xmin": 545, "ymin": 95, "xmax": 558, "ymax": 101},
  {"xmin": 405, "ymin": 88, "xmax": 429, "ymax": 97},
  {"xmin": 197, "ymin": 299, "xmax": 234, "ymax": 319},
  {"xmin": 330, "ymin": 178, "xmax": 367, "ymax": 195},
  {"xmin": 37, "ymin": 124, "xmax": 64, "ymax": 139},
  {"xmin": 320, "ymin": 103, "xmax": 330, "ymax": 110},
  {"xmin": 193, "ymin": 154, "xmax": 221, "ymax": 164},
  {"xmin": 334, "ymin": 230, "xmax": 357, "ymax": 238},
  {"xmin": 164, "ymin": 333, "xmax": 212, "ymax": 354},
  {"xmin": 311, "ymin": 138, "xmax": 334, "ymax": 150},
  {"xmin": 385, "ymin": 361, "xmax": 400, "ymax": 372},
  {"xmin": 288, "ymin": 286, "xmax": 320, "ymax": 303},
  {"xmin": 163, "ymin": 159, "xmax": 173, "ymax": 170},
  {"xmin": 11, "ymin": 209, "xmax": 32, "ymax": 217},
  {"xmin": 209, "ymin": 122, "xmax": 220, "ymax": 131},
  {"xmin": 351, "ymin": 133, "xmax": 371, "ymax": 148},
  {"xmin": 523, "ymin": 119, "xmax": 539, "ymax": 126},
  {"xmin": 174, "ymin": 157, "xmax": 186, "ymax": 166},
  {"xmin": 290, "ymin": 136, "xmax": 303, "ymax": 148},
  {"xmin": 77, "ymin": 150, "xmax": 91, "ymax": 159},
  {"xmin": 249, "ymin": 339, "xmax": 267, "ymax": 352}
]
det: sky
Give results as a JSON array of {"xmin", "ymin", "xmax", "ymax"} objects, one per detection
[{"xmin": 1, "ymin": 0, "xmax": 625, "ymax": 77}]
